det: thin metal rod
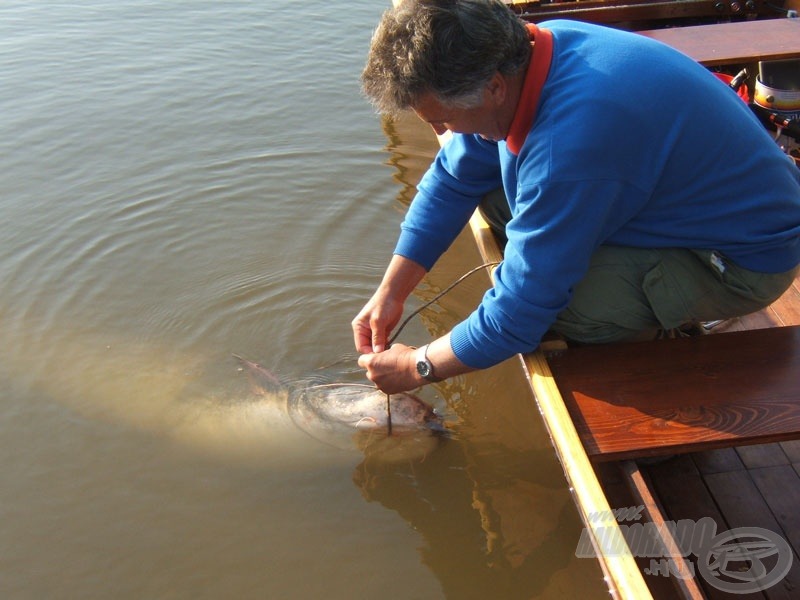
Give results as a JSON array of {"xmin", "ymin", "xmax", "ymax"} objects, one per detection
[{"xmin": 386, "ymin": 393, "xmax": 392, "ymax": 435}]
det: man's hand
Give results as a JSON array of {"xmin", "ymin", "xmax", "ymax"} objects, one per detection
[
  {"xmin": 351, "ymin": 291, "xmax": 404, "ymax": 354},
  {"xmin": 357, "ymin": 344, "xmax": 420, "ymax": 394},
  {"xmin": 351, "ymin": 255, "xmax": 427, "ymax": 354}
]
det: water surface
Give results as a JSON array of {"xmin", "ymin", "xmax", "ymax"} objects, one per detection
[{"xmin": 0, "ymin": 1, "xmax": 607, "ymax": 598}]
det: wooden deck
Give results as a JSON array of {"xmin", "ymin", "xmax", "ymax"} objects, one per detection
[
  {"xmin": 596, "ymin": 273, "xmax": 800, "ymax": 599},
  {"xmin": 548, "ymin": 324, "xmax": 800, "ymax": 461}
]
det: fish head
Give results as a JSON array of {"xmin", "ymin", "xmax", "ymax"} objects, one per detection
[
  {"xmin": 294, "ymin": 384, "xmax": 445, "ymax": 433},
  {"xmin": 383, "ymin": 391, "xmax": 444, "ymax": 431},
  {"xmin": 339, "ymin": 388, "xmax": 443, "ymax": 432}
]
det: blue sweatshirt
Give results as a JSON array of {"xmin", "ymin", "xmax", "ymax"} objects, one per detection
[{"xmin": 394, "ymin": 20, "xmax": 800, "ymax": 369}]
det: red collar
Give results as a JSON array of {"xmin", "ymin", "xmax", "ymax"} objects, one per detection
[{"xmin": 506, "ymin": 24, "xmax": 553, "ymax": 155}]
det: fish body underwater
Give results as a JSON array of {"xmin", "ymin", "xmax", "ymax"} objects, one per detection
[{"xmin": 235, "ymin": 355, "xmax": 446, "ymax": 448}]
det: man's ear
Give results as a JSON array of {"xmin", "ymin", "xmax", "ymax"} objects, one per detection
[{"xmin": 485, "ymin": 72, "xmax": 507, "ymax": 105}]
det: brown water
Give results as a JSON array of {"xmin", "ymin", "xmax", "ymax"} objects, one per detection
[{"xmin": 0, "ymin": 2, "xmax": 607, "ymax": 598}]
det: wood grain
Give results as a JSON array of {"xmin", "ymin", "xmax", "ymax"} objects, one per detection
[{"xmin": 548, "ymin": 326, "xmax": 800, "ymax": 460}]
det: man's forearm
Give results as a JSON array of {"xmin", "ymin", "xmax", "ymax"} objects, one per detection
[{"xmin": 377, "ymin": 254, "xmax": 427, "ymax": 303}]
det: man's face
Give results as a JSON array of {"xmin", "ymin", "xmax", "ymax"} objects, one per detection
[{"xmin": 412, "ymin": 89, "xmax": 505, "ymax": 142}]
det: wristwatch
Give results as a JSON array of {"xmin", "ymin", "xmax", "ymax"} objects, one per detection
[{"xmin": 415, "ymin": 344, "xmax": 442, "ymax": 382}]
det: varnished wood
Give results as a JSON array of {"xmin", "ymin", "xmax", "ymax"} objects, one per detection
[
  {"xmin": 514, "ymin": 0, "xmax": 773, "ymax": 27},
  {"xmin": 619, "ymin": 460, "xmax": 706, "ymax": 599},
  {"xmin": 468, "ymin": 209, "xmax": 655, "ymax": 599},
  {"xmin": 607, "ymin": 272, "xmax": 800, "ymax": 597},
  {"xmin": 548, "ymin": 325, "xmax": 800, "ymax": 461},
  {"xmin": 638, "ymin": 18, "xmax": 800, "ymax": 66}
]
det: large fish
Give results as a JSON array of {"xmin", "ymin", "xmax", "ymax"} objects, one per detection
[{"xmin": 234, "ymin": 355, "xmax": 446, "ymax": 448}]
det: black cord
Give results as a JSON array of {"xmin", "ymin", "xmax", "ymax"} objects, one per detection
[{"xmin": 387, "ymin": 260, "xmax": 501, "ymax": 346}]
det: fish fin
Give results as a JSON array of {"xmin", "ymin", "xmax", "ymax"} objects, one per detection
[{"xmin": 233, "ymin": 354, "xmax": 283, "ymax": 394}]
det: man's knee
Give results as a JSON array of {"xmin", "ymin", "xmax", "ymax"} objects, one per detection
[{"xmin": 549, "ymin": 247, "xmax": 797, "ymax": 345}]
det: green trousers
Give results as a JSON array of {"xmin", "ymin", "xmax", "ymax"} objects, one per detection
[{"xmin": 479, "ymin": 190, "xmax": 799, "ymax": 344}]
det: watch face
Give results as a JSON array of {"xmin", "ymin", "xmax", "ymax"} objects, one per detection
[{"xmin": 417, "ymin": 360, "xmax": 431, "ymax": 378}]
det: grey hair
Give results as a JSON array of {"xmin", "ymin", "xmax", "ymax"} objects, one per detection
[{"xmin": 361, "ymin": 0, "xmax": 531, "ymax": 115}]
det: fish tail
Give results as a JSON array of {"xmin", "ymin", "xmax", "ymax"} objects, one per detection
[{"xmin": 233, "ymin": 354, "xmax": 283, "ymax": 393}]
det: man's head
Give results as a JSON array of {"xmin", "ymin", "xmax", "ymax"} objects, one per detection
[{"xmin": 361, "ymin": 0, "xmax": 531, "ymax": 117}]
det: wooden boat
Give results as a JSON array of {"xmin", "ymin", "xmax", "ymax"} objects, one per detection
[{"xmin": 414, "ymin": 4, "xmax": 800, "ymax": 597}]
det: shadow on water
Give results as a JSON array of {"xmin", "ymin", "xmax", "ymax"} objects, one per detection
[
  {"xmin": 355, "ymin": 438, "xmax": 586, "ymax": 599},
  {"xmin": 338, "ymin": 112, "xmax": 610, "ymax": 598}
]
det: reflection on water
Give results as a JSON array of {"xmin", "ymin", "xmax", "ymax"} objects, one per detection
[{"xmin": 0, "ymin": 2, "xmax": 607, "ymax": 598}]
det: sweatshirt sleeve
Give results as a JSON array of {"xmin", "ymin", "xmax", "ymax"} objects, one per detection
[
  {"xmin": 394, "ymin": 134, "xmax": 504, "ymax": 270},
  {"xmin": 450, "ymin": 177, "xmax": 649, "ymax": 368}
]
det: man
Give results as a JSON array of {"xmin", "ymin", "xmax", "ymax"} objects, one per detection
[{"xmin": 352, "ymin": 0, "xmax": 800, "ymax": 394}]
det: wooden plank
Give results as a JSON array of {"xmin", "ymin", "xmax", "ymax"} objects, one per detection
[
  {"xmin": 749, "ymin": 465, "xmax": 800, "ymax": 557},
  {"xmin": 779, "ymin": 440, "xmax": 800, "ymax": 463},
  {"xmin": 620, "ymin": 460, "xmax": 706, "ymax": 599},
  {"xmin": 548, "ymin": 325, "xmax": 800, "ymax": 460},
  {"xmin": 595, "ymin": 462, "xmax": 692, "ymax": 599},
  {"xmin": 468, "ymin": 209, "xmax": 654, "ymax": 599},
  {"xmin": 736, "ymin": 444, "xmax": 791, "ymax": 469},
  {"xmin": 646, "ymin": 457, "xmax": 767, "ymax": 599},
  {"xmin": 515, "ymin": 0, "xmax": 770, "ymax": 26},
  {"xmin": 691, "ymin": 447, "xmax": 745, "ymax": 475},
  {"xmin": 767, "ymin": 278, "xmax": 800, "ymax": 326},
  {"xmin": 738, "ymin": 309, "xmax": 786, "ymax": 331},
  {"xmin": 703, "ymin": 470, "xmax": 800, "ymax": 599},
  {"xmin": 638, "ymin": 18, "xmax": 800, "ymax": 66}
]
